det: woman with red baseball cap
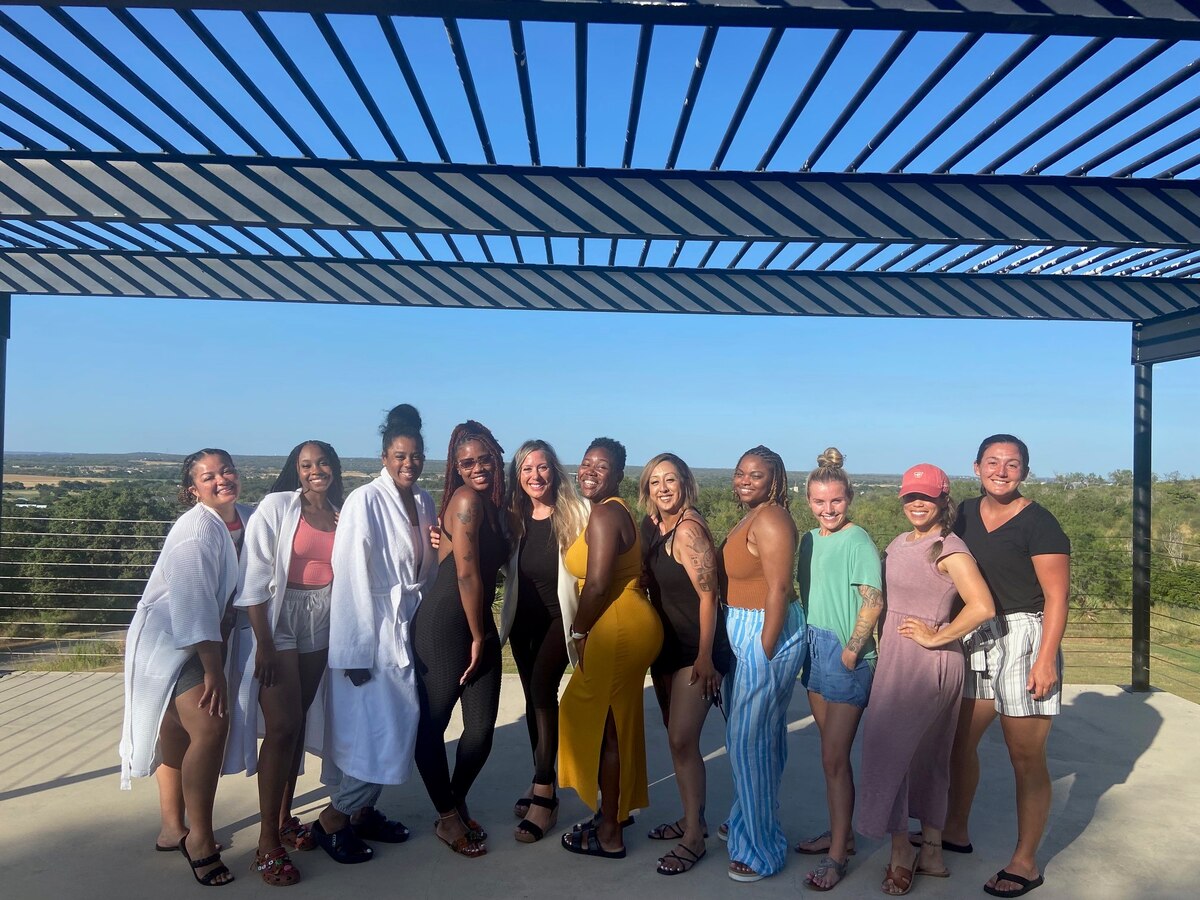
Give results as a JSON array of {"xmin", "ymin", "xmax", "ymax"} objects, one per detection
[{"xmin": 856, "ymin": 463, "xmax": 995, "ymax": 896}]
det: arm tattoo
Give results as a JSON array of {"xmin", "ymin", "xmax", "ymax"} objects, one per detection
[
  {"xmin": 455, "ymin": 507, "xmax": 473, "ymax": 525},
  {"xmin": 858, "ymin": 584, "xmax": 883, "ymax": 608},
  {"xmin": 686, "ymin": 532, "xmax": 716, "ymax": 594},
  {"xmin": 844, "ymin": 585, "xmax": 883, "ymax": 656}
]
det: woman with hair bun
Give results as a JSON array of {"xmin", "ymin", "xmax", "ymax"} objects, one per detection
[
  {"xmin": 500, "ymin": 439, "xmax": 589, "ymax": 844},
  {"xmin": 857, "ymin": 464, "xmax": 995, "ymax": 895},
  {"xmin": 313, "ymin": 405, "xmax": 438, "ymax": 866},
  {"xmin": 795, "ymin": 448, "xmax": 882, "ymax": 892},
  {"xmin": 225, "ymin": 440, "xmax": 344, "ymax": 885},
  {"xmin": 120, "ymin": 448, "xmax": 252, "ymax": 887},
  {"xmin": 638, "ymin": 452, "xmax": 727, "ymax": 875},
  {"xmin": 720, "ymin": 445, "xmax": 805, "ymax": 884},
  {"xmin": 412, "ymin": 421, "xmax": 509, "ymax": 858},
  {"xmin": 559, "ymin": 438, "xmax": 663, "ymax": 861}
]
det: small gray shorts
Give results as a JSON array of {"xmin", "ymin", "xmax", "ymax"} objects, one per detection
[
  {"xmin": 963, "ymin": 612, "xmax": 1061, "ymax": 716},
  {"xmin": 274, "ymin": 584, "xmax": 332, "ymax": 654}
]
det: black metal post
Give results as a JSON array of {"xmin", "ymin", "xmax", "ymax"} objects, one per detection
[
  {"xmin": 0, "ymin": 294, "xmax": 9, "ymax": 565},
  {"xmin": 1131, "ymin": 357, "xmax": 1152, "ymax": 691}
]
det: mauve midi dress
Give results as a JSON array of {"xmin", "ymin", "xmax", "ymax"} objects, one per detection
[{"xmin": 856, "ymin": 531, "xmax": 973, "ymax": 838}]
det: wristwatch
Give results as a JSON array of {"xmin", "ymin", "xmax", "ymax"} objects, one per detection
[{"xmin": 569, "ymin": 624, "xmax": 589, "ymax": 641}]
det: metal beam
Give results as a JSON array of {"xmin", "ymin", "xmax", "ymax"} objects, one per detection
[
  {"xmin": 1, "ymin": 249, "xmax": 1196, "ymax": 322},
  {"xmin": 4, "ymin": 2, "xmax": 1198, "ymax": 40},
  {"xmin": 1131, "ymin": 357, "xmax": 1152, "ymax": 692},
  {"xmin": 3, "ymin": 153, "xmax": 1200, "ymax": 250},
  {"xmin": 1132, "ymin": 308, "xmax": 1200, "ymax": 365}
]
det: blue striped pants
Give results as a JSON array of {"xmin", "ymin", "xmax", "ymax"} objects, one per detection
[{"xmin": 724, "ymin": 602, "xmax": 807, "ymax": 876}]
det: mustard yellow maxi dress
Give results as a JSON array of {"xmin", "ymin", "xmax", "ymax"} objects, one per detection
[{"xmin": 558, "ymin": 497, "xmax": 664, "ymax": 820}]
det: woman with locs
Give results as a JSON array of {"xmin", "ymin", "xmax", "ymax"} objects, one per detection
[
  {"xmin": 412, "ymin": 421, "xmax": 509, "ymax": 858},
  {"xmin": 795, "ymin": 448, "xmax": 884, "ymax": 892},
  {"xmin": 559, "ymin": 438, "xmax": 664, "ymax": 860},
  {"xmin": 720, "ymin": 445, "xmax": 806, "ymax": 884},
  {"xmin": 314, "ymin": 405, "xmax": 439, "ymax": 865},
  {"xmin": 226, "ymin": 440, "xmax": 344, "ymax": 886},
  {"xmin": 499, "ymin": 439, "xmax": 588, "ymax": 843},
  {"xmin": 119, "ymin": 449, "xmax": 252, "ymax": 887},
  {"xmin": 638, "ymin": 452, "xmax": 727, "ymax": 875},
  {"xmin": 857, "ymin": 463, "xmax": 996, "ymax": 896}
]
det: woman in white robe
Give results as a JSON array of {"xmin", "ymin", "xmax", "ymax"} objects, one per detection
[
  {"xmin": 119, "ymin": 449, "xmax": 251, "ymax": 887},
  {"xmin": 311, "ymin": 404, "xmax": 439, "ymax": 866},
  {"xmin": 225, "ymin": 440, "xmax": 343, "ymax": 886}
]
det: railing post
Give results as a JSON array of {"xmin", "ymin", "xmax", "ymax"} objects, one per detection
[{"xmin": 1131, "ymin": 356, "xmax": 1152, "ymax": 692}]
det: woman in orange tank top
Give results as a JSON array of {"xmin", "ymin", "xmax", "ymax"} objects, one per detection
[{"xmin": 720, "ymin": 445, "xmax": 806, "ymax": 884}]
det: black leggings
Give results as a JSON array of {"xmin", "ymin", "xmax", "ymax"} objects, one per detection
[
  {"xmin": 508, "ymin": 601, "xmax": 569, "ymax": 785},
  {"xmin": 412, "ymin": 598, "xmax": 502, "ymax": 814}
]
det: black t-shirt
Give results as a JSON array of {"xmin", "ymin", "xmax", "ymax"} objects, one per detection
[{"xmin": 954, "ymin": 497, "xmax": 1070, "ymax": 616}]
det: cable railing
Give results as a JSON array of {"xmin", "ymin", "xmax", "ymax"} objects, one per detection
[{"xmin": 1, "ymin": 519, "xmax": 1197, "ymax": 701}]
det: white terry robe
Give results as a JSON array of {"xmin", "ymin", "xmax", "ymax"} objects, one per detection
[
  {"xmin": 324, "ymin": 470, "xmax": 437, "ymax": 786},
  {"xmin": 119, "ymin": 501, "xmax": 252, "ymax": 790},
  {"xmin": 223, "ymin": 490, "xmax": 333, "ymax": 776}
]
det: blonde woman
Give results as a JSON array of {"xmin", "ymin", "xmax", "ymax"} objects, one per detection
[
  {"xmin": 638, "ymin": 452, "xmax": 727, "ymax": 875},
  {"xmin": 796, "ymin": 447, "xmax": 882, "ymax": 892},
  {"xmin": 499, "ymin": 439, "xmax": 588, "ymax": 843}
]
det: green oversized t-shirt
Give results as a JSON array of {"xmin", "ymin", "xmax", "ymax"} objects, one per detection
[{"xmin": 797, "ymin": 524, "xmax": 883, "ymax": 664}]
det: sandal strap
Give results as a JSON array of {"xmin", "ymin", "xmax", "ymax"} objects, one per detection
[
  {"xmin": 526, "ymin": 794, "xmax": 558, "ymax": 811},
  {"xmin": 197, "ymin": 863, "xmax": 231, "ymax": 886},
  {"xmin": 190, "ymin": 852, "xmax": 222, "ymax": 870},
  {"xmin": 516, "ymin": 819, "xmax": 545, "ymax": 840}
]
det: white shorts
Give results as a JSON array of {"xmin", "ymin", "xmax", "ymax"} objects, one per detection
[
  {"xmin": 274, "ymin": 584, "xmax": 332, "ymax": 654},
  {"xmin": 963, "ymin": 612, "xmax": 1061, "ymax": 717}
]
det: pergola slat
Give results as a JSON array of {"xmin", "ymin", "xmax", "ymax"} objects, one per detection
[
  {"xmin": 3, "ymin": 248, "xmax": 1195, "ymax": 321},
  {"xmin": 4, "ymin": 153, "xmax": 1198, "ymax": 249},
  {"xmin": 6, "ymin": 2, "xmax": 1199, "ymax": 41}
]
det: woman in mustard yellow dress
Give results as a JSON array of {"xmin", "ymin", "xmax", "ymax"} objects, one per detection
[{"xmin": 559, "ymin": 438, "xmax": 664, "ymax": 859}]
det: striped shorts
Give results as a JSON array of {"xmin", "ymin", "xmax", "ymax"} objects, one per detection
[{"xmin": 963, "ymin": 612, "xmax": 1061, "ymax": 717}]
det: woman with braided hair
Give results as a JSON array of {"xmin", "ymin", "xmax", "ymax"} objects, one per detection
[
  {"xmin": 720, "ymin": 445, "xmax": 806, "ymax": 884},
  {"xmin": 412, "ymin": 421, "xmax": 509, "ymax": 858},
  {"xmin": 795, "ymin": 447, "xmax": 883, "ymax": 892}
]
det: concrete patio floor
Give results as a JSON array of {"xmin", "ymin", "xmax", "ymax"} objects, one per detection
[{"xmin": 1, "ymin": 672, "xmax": 1196, "ymax": 899}]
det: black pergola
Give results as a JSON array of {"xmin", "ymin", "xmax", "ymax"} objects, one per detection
[{"xmin": 2, "ymin": 0, "xmax": 1199, "ymax": 688}]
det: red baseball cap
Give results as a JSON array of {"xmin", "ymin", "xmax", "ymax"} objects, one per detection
[{"xmin": 899, "ymin": 463, "xmax": 950, "ymax": 498}]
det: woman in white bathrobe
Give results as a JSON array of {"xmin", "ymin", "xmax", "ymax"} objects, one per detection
[
  {"xmin": 119, "ymin": 449, "xmax": 251, "ymax": 887},
  {"xmin": 226, "ymin": 440, "xmax": 343, "ymax": 885},
  {"xmin": 312, "ymin": 404, "xmax": 439, "ymax": 866}
]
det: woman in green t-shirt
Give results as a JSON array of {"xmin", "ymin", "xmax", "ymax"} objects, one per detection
[{"xmin": 794, "ymin": 448, "xmax": 883, "ymax": 891}]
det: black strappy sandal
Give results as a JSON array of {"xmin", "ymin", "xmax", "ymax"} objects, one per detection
[
  {"xmin": 514, "ymin": 795, "xmax": 559, "ymax": 843},
  {"xmin": 179, "ymin": 837, "xmax": 233, "ymax": 887},
  {"xmin": 657, "ymin": 843, "xmax": 705, "ymax": 875}
]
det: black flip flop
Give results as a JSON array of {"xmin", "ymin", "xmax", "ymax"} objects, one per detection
[{"xmin": 983, "ymin": 870, "xmax": 1044, "ymax": 898}]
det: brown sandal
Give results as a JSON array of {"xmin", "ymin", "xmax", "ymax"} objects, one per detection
[
  {"xmin": 279, "ymin": 817, "xmax": 316, "ymax": 852},
  {"xmin": 254, "ymin": 847, "xmax": 300, "ymax": 887},
  {"xmin": 434, "ymin": 817, "xmax": 487, "ymax": 858}
]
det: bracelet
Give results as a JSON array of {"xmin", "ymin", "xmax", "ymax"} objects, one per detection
[{"xmin": 569, "ymin": 624, "xmax": 589, "ymax": 641}]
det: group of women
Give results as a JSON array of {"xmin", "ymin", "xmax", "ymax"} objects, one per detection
[{"xmin": 119, "ymin": 421, "xmax": 1068, "ymax": 899}]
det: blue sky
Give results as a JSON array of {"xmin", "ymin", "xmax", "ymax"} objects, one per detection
[
  {"xmin": 9, "ymin": 293, "xmax": 1200, "ymax": 477},
  {"xmin": 3, "ymin": 12, "xmax": 1199, "ymax": 476}
]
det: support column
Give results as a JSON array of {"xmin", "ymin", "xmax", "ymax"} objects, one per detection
[
  {"xmin": 1131, "ymin": 360, "xmax": 1152, "ymax": 692},
  {"xmin": 0, "ymin": 294, "xmax": 9, "ymax": 564}
]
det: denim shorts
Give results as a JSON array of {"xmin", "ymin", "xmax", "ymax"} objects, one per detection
[{"xmin": 801, "ymin": 625, "xmax": 873, "ymax": 708}]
